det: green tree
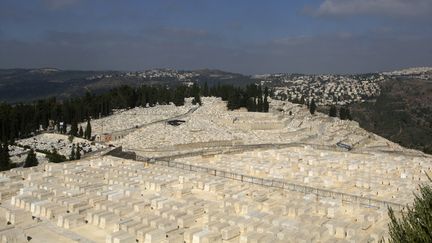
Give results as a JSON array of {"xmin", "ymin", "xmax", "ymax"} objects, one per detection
[
  {"xmin": 0, "ymin": 142, "xmax": 12, "ymax": 171},
  {"xmin": 309, "ymin": 99, "xmax": 317, "ymax": 115},
  {"xmin": 202, "ymin": 82, "xmax": 209, "ymax": 97},
  {"xmin": 346, "ymin": 107, "xmax": 352, "ymax": 120},
  {"xmin": 263, "ymin": 87, "xmax": 270, "ymax": 112},
  {"xmin": 191, "ymin": 83, "xmax": 202, "ymax": 105},
  {"xmin": 340, "ymin": 107, "xmax": 347, "ymax": 120},
  {"xmin": 329, "ymin": 105, "xmax": 337, "ymax": 117},
  {"xmin": 70, "ymin": 144, "xmax": 76, "ymax": 160},
  {"xmin": 23, "ymin": 149, "xmax": 38, "ymax": 168},
  {"xmin": 76, "ymin": 144, "xmax": 81, "ymax": 160},
  {"xmin": 173, "ymin": 86, "xmax": 186, "ymax": 106},
  {"xmin": 70, "ymin": 120, "xmax": 78, "ymax": 136},
  {"xmin": 78, "ymin": 125, "xmax": 84, "ymax": 137},
  {"xmin": 85, "ymin": 120, "xmax": 92, "ymax": 140},
  {"xmin": 388, "ymin": 175, "xmax": 432, "ymax": 242},
  {"xmin": 62, "ymin": 122, "xmax": 67, "ymax": 134}
]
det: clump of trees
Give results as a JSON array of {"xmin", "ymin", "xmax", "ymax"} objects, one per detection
[
  {"xmin": 23, "ymin": 149, "xmax": 38, "ymax": 168},
  {"xmin": 84, "ymin": 120, "xmax": 92, "ymax": 140},
  {"xmin": 69, "ymin": 143, "xmax": 81, "ymax": 161},
  {"xmin": 388, "ymin": 175, "xmax": 432, "ymax": 242},
  {"xmin": 46, "ymin": 148, "xmax": 67, "ymax": 163},
  {"xmin": 326, "ymin": 105, "xmax": 352, "ymax": 120},
  {"xmin": 222, "ymin": 84, "xmax": 270, "ymax": 112}
]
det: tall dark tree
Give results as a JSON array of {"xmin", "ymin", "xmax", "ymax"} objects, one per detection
[
  {"xmin": 76, "ymin": 144, "xmax": 81, "ymax": 160},
  {"xmin": 346, "ymin": 107, "xmax": 352, "ymax": 120},
  {"xmin": 340, "ymin": 107, "xmax": 347, "ymax": 120},
  {"xmin": 263, "ymin": 87, "xmax": 270, "ymax": 112},
  {"xmin": 329, "ymin": 105, "xmax": 337, "ymax": 117},
  {"xmin": 85, "ymin": 120, "xmax": 92, "ymax": 140},
  {"xmin": 78, "ymin": 126, "xmax": 84, "ymax": 137},
  {"xmin": 0, "ymin": 142, "xmax": 12, "ymax": 171},
  {"xmin": 23, "ymin": 149, "xmax": 38, "ymax": 168},
  {"xmin": 173, "ymin": 86, "xmax": 186, "ymax": 106},
  {"xmin": 70, "ymin": 120, "xmax": 78, "ymax": 136},
  {"xmin": 202, "ymin": 82, "xmax": 209, "ymax": 97},
  {"xmin": 309, "ymin": 99, "xmax": 317, "ymax": 115},
  {"xmin": 70, "ymin": 144, "xmax": 76, "ymax": 161},
  {"xmin": 191, "ymin": 83, "xmax": 202, "ymax": 105}
]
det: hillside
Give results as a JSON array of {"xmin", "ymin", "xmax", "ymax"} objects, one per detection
[
  {"xmin": 351, "ymin": 77, "xmax": 432, "ymax": 154},
  {"xmin": 0, "ymin": 68, "xmax": 255, "ymax": 103}
]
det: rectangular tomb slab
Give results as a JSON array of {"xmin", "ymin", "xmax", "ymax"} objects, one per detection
[
  {"xmin": 221, "ymin": 225, "xmax": 240, "ymax": 240},
  {"xmin": 144, "ymin": 229, "xmax": 166, "ymax": 243},
  {"xmin": 106, "ymin": 230, "xmax": 135, "ymax": 243}
]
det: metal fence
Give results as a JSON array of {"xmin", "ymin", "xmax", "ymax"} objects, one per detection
[
  {"xmin": 140, "ymin": 158, "xmax": 405, "ymax": 211},
  {"xmin": 108, "ymin": 146, "xmax": 405, "ymax": 211}
]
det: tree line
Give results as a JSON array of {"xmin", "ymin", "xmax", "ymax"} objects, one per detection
[{"xmin": 211, "ymin": 84, "xmax": 270, "ymax": 112}]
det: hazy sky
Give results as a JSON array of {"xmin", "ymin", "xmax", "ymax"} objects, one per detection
[{"xmin": 0, "ymin": 0, "xmax": 431, "ymax": 74}]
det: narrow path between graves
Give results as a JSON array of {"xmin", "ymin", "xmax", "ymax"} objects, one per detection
[{"xmin": 111, "ymin": 106, "xmax": 199, "ymax": 135}]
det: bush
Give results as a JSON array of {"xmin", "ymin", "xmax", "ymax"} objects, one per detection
[{"xmin": 388, "ymin": 175, "xmax": 432, "ymax": 242}]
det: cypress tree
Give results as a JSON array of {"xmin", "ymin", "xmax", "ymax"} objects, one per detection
[
  {"xmin": 0, "ymin": 142, "xmax": 12, "ymax": 171},
  {"xmin": 346, "ymin": 107, "xmax": 352, "ymax": 120},
  {"xmin": 78, "ymin": 126, "xmax": 84, "ymax": 137},
  {"xmin": 62, "ymin": 122, "xmax": 67, "ymax": 134},
  {"xmin": 246, "ymin": 98, "xmax": 256, "ymax": 112},
  {"xmin": 257, "ymin": 97, "xmax": 263, "ymax": 112},
  {"xmin": 70, "ymin": 144, "xmax": 76, "ymax": 161},
  {"xmin": 23, "ymin": 149, "xmax": 38, "ymax": 168},
  {"xmin": 203, "ymin": 82, "xmax": 209, "ymax": 97},
  {"xmin": 263, "ymin": 87, "xmax": 270, "ymax": 112},
  {"xmin": 173, "ymin": 86, "xmax": 185, "ymax": 106},
  {"xmin": 85, "ymin": 120, "xmax": 92, "ymax": 140},
  {"xmin": 76, "ymin": 144, "xmax": 81, "ymax": 160},
  {"xmin": 340, "ymin": 107, "xmax": 347, "ymax": 120},
  {"xmin": 191, "ymin": 83, "xmax": 202, "ymax": 105},
  {"xmin": 70, "ymin": 120, "xmax": 78, "ymax": 136},
  {"xmin": 309, "ymin": 99, "xmax": 317, "ymax": 115},
  {"xmin": 329, "ymin": 105, "xmax": 337, "ymax": 117}
]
